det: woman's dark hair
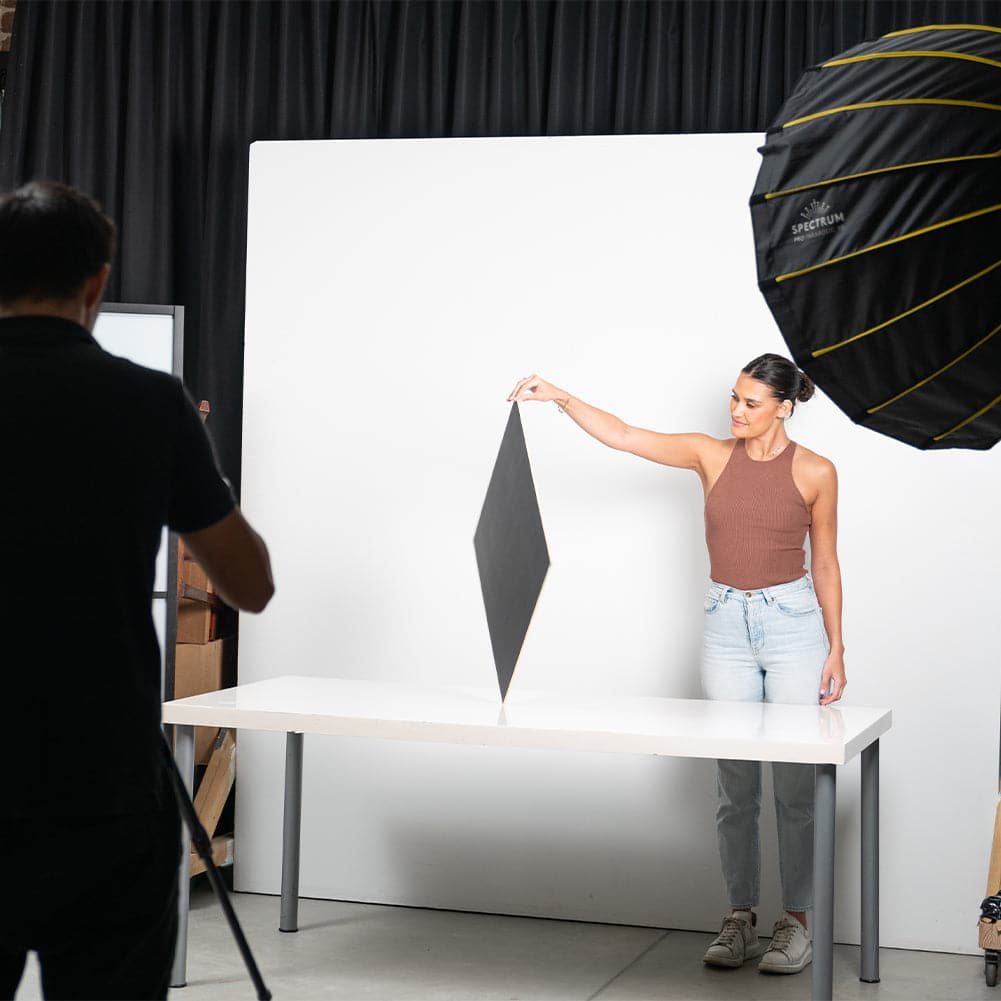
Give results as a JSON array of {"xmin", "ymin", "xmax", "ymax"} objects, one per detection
[
  {"xmin": 0, "ymin": 180, "xmax": 116, "ymax": 305},
  {"xmin": 742, "ymin": 352, "xmax": 815, "ymax": 407}
]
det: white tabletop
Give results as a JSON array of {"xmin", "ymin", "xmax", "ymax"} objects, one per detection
[{"xmin": 163, "ymin": 676, "xmax": 890, "ymax": 765}]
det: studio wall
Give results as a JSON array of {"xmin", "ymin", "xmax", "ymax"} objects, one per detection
[
  {"xmin": 238, "ymin": 133, "xmax": 999, "ymax": 953},
  {"xmin": 3, "ymin": 0, "xmax": 996, "ymax": 486}
]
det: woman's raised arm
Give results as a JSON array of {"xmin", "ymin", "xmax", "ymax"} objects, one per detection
[{"xmin": 508, "ymin": 373, "xmax": 720, "ymax": 473}]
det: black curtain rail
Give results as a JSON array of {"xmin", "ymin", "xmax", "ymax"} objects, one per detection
[{"xmin": 1, "ymin": 0, "xmax": 997, "ymax": 484}]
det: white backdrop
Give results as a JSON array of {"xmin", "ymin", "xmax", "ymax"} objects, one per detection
[{"xmin": 239, "ymin": 135, "xmax": 999, "ymax": 953}]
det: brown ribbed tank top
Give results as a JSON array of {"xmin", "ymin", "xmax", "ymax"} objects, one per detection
[{"xmin": 704, "ymin": 439, "xmax": 810, "ymax": 590}]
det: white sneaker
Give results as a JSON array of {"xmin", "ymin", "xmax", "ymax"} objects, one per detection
[
  {"xmin": 702, "ymin": 910, "xmax": 766, "ymax": 968},
  {"xmin": 758, "ymin": 913, "xmax": 813, "ymax": 973}
]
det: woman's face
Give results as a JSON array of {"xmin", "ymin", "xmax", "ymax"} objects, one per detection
[{"xmin": 729, "ymin": 373, "xmax": 789, "ymax": 437}]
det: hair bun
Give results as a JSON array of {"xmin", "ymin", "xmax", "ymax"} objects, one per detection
[{"xmin": 742, "ymin": 353, "xmax": 815, "ymax": 409}]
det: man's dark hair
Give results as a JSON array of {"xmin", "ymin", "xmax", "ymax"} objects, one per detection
[{"xmin": 0, "ymin": 180, "xmax": 116, "ymax": 304}]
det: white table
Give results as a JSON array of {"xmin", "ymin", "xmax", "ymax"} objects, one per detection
[{"xmin": 163, "ymin": 676, "xmax": 891, "ymax": 1001}]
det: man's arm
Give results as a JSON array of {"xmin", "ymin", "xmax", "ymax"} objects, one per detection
[{"xmin": 180, "ymin": 507, "xmax": 275, "ymax": 613}]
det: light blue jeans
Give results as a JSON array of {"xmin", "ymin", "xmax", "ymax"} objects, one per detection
[{"xmin": 700, "ymin": 575, "xmax": 830, "ymax": 913}]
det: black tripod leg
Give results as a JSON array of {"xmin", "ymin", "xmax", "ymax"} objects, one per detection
[{"xmin": 162, "ymin": 730, "xmax": 272, "ymax": 1001}]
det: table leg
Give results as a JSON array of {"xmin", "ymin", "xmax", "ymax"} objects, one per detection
[
  {"xmin": 812, "ymin": 763, "xmax": 836, "ymax": 1001},
  {"xmin": 860, "ymin": 740, "xmax": 880, "ymax": 982},
  {"xmin": 280, "ymin": 731, "xmax": 304, "ymax": 932},
  {"xmin": 170, "ymin": 725, "xmax": 195, "ymax": 988}
]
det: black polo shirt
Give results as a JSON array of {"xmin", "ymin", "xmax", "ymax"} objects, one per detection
[{"xmin": 0, "ymin": 315, "xmax": 235, "ymax": 818}]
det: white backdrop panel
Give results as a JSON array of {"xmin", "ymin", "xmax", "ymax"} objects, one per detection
[{"xmin": 240, "ymin": 135, "xmax": 999, "ymax": 953}]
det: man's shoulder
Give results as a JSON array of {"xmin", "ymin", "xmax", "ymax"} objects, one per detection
[
  {"xmin": 91, "ymin": 348, "xmax": 186, "ymax": 404},
  {"xmin": 94, "ymin": 347, "xmax": 177, "ymax": 385}
]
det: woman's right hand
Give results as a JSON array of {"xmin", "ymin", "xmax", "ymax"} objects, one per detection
[{"xmin": 508, "ymin": 374, "xmax": 565, "ymax": 404}]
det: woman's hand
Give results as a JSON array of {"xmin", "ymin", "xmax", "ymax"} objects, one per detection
[
  {"xmin": 819, "ymin": 650, "xmax": 847, "ymax": 706},
  {"xmin": 508, "ymin": 374, "xmax": 566, "ymax": 405}
]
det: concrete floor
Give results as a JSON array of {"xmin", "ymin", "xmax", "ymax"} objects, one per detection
[{"xmin": 13, "ymin": 881, "xmax": 996, "ymax": 1000}]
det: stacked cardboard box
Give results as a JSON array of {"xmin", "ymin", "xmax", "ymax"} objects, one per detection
[
  {"xmin": 177, "ymin": 554, "xmax": 217, "ymax": 644},
  {"xmin": 171, "ymin": 401, "xmax": 238, "ymax": 874},
  {"xmin": 174, "ymin": 544, "xmax": 226, "ymax": 763}
]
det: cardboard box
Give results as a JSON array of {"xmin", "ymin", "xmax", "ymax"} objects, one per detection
[
  {"xmin": 181, "ymin": 555, "xmax": 213, "ymax": 594},
  {"xmin": 175, "ymin": 639, "xmax": 227, "ymax": 764},
  {"xmin": 174, "ymin": 638, "xmax": 226, "ymax": 698},
  {"xmin": 177, "ymin": 597, "xmax": 216, "ymax": 644}
]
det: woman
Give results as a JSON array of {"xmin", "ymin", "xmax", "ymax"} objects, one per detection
[{"xmin": 508, "ymin": 353, "xmax": 846, "ymax": 976}]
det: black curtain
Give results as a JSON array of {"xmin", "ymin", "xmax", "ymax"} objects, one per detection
[{"xmin": 0, "ymin": 0, "xmax": 996, "ymax": 484}]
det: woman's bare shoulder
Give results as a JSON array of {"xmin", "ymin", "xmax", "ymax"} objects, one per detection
[
  {"xmin": 696, "ymin": 434, "xmax": 738, "ymax": 461},
  {"xmin": 697, "ymin": 436, "xmax": 738, "ymax": 487},
  {"xmin": 793, "ymin": 443, "xmax": 838, "ymax": 482},
  {"xmin": 702, "ymin": 434, "xmax": 738, "ymax": 453}
]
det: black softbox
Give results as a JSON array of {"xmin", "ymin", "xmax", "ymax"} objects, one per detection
[{"xmin": 751, "ymin": 23, "xmax": 1001, "ymax": 450}]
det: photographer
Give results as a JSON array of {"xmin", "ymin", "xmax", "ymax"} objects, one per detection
[{"xmin": 0, "ymin": 181, "xmax": 273, "ymax": 1000}]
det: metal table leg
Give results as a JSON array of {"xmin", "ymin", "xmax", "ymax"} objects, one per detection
[
  {"xmin": 860, "ymin": 740, "xmax": 880, "ymax": 983},
  {"xmin": 171, "ymin": 725, "xmax": 195, "ymax": 988},
  {"xmin": 280, "ymin": 731, "xmax": 304, "ymax": 932},
  {"xmin": 812, "ymin": 763, "xmax": 837, "ymax": 1001}
]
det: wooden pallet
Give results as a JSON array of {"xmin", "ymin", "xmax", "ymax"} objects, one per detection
[{"xmin": 189, "ymin": 727, "xmax": 236, "ymax": 876}]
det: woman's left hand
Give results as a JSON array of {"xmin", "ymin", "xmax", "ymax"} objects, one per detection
[{"xmin": 819, "ymin": 651, "xmax": 847, "ymax": 705}]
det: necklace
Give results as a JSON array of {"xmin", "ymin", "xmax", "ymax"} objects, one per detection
[{"xmin": 749, "ymin": 439, "xmax": 789, "ymax": 461}]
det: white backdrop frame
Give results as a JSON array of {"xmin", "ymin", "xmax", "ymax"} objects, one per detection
[{"xmin": 239, "ymin": 135, "xmax": 999, "ymax": 954}]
